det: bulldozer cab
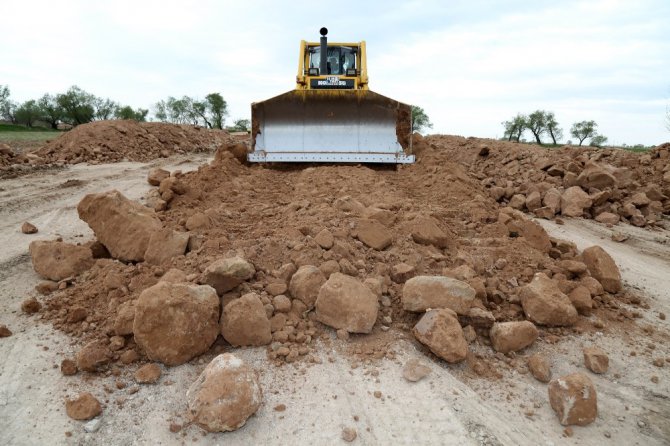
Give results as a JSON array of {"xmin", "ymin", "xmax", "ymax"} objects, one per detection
[{"xmin": 248, "ymin": 28, "xmax": 414, "ymax": 164}]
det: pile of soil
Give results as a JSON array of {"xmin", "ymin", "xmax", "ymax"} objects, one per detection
[
  {"xmin": 35, "ymin": 120, "xmax": 234, "ymax": 164},
  {"xmin": 20, "ymin": 136, "xmax": 663, "ymax": 433},
  {"xmin": 417, "ymin": 135, "xmax": 670, "ymax": 228}
]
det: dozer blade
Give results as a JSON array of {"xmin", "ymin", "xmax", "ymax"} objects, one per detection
[{"xmin": 249, "ymin": 90, "xmax": 414, "ymax": 163}]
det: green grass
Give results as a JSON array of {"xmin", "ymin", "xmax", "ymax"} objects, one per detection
[
  {"xmin": 0, "ymin": 123, "xmax": 58, "ymax": 132},
  {"xmin": 0, "ymin": 131, "xmax": 59, "ymax": 143}
]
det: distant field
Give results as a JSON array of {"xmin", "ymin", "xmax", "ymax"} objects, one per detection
[{"xmin": 0, "ymin": 124, "xmax": 62, "ymax": 152}]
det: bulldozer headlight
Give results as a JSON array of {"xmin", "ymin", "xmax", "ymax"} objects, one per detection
[
  {"xmin": 346, "ymin": 68, "xmax": 357, "ymax": 76},
  {"xmin": 309, "ymin": 67, "xmax": 319, "ymax": 76}
]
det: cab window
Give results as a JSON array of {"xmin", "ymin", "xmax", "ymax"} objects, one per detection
[{"xmin": 309, "ymin": 46, "xmax": 357, "ymax": 75}]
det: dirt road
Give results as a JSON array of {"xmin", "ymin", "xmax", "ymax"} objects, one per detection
[{"xmin": 1, "ymin": 157, "xmax": 668, "ymax": 445}]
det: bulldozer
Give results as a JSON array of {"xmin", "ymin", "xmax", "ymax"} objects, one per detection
[{"xmin": 248, "ymin": 28, "xmax": 415, "ymax": 164}]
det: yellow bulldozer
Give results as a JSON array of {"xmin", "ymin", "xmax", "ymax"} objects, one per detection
[{"xmin": 248, "ymin": 28, "xmax": 415, "ymax": 164}]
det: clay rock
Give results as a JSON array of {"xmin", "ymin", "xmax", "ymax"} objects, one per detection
[
  {"xmin": 185, "ymin": 212, "xmax": 211, "ymax": 231},
  {"xmin": 201, "ymin": 256, "xmax": 255, "ymax": 295},
  {"xmin": 114, "ymin": 301, "xmax": 136, "ymax": 335},
  {"xmin": 568, "ymin": 286, "xmax": 592, "ymax": 315},
  {"xmin": 506, "ymin": 218, "xmax": 551, "ymax": 253},
  {"xmin": 459, "ymin": 307, "xmax": 495, "ymax": 328},
  {"xmin": 595, "ymin": 212, "xmax": 619, "ymax": 225},
  {"xmin": 65, "ymin": 392, "xmax": 102, "ymax": 421},
  {"xmin": 29, "ymin": 240, "xmax": 94, "ymax": 281},
  {"xmin": 135, "ymin": 363, "xmax": 162, "ymax": 384},
  {"xmin": 0, "ymin": 325, "xmax": 12, "ymax": 337},
  {"xmin": 525, "ymin": 191, "xmax": 542, "ymax": 211},
  {"xmin": 144, "ymin": 229, "xmax": 189, "ymax": 265},
  {"xmin": 187, "ymin": 353, "xmax": 262, "ymax": 432},
  {"xmin": 133, "ymin": 282, "xmax": 220, "ymax": 366},
  {"xmin": 410, "ymin": 216, "xmax": 450, "ymax": 248},
  {"xmin": 314, "ymin": 228, "xmax": 334, "ymax": 249},
  {"xmin": 220, "ymin": 293, "xmax": 272, "ymax": 347},
  {"xmin": 412, "ymin": 308, "xmax": 467, "ymax": 363},
  {"xmin": 315, "ymin": 273, "xmax": 378, "ymax": 333},
  {"xmin": 21, "ymin": 221, "xmax": 38, "ymax": 234},
  {"xmin": 288, "ymin": 265, "xmax": 326, "ymax": 308},
  {"xmin": 543, "ymin": 188, "xmax": 562, "ymax": 213},
  {"xmin": 489, "ymin": 321, "xmax": 538, "ymax": 353},
  {"xmin": 76, "ymin": 340, "xmax": 111, "ymax": 372},
  {"xmin": 77, "ymin": 190, "xmax": 163, "ymax": 262},
  {"xmin": 548, "ymin": 373, "xmax": 598, "ymax": 426},
  {"xmin": 576, "ymin": 162, "xmax": 617, "ymax": 190},
  {"xmin": 519, "ymin": 273, "xmax": 578, "ymax": 326},
  {"xmin": 583, "ymin": 347, "xmax": 609, "ymax": 374},
  {"xmin": 390, "ymin": 263, "xmax": 416, "ymax": 283},
  {"xmin": 560, "ymin": 186, "xmax": 592, "ymax": 217},
  {"xmin": 355, "ymin": 218, "xmax": 392, "ymax": 250},
  {"xmin": 581, "ymin": 246, "xmax": 622, "ymax": 293},
  {"xmin": 528, "ymin": 354, "xmax": 552, "ymax": 383},
  {"xmin": 147, "ymin": 168, "xmax": 170, "ymax": 186},
  {"xmin": 402, "ymin": 276, "xmax": 475, "ymax": 315},
  {"xmin": 402, "ymin": 358, "xmax": 432, "ymax": 382},
  {"xmin": 509, "ymin": 194, "xmax": 526, "ymax": 210},
  {"xmin": 159, "ymin": 268, "xmax": 188, "ymax": 284}
]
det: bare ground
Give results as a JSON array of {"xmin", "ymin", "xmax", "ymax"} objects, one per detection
[{"xmin": 0, "ymin": 157, "xmax": 668, "ymax": 445}]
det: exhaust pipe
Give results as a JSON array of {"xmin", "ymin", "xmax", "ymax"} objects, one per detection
[{"xmin": 319, "ymin": 27, "xmax": 328, "ymax": 75}]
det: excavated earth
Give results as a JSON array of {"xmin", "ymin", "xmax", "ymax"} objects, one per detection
[{"xmin": 0, "ymin": 126, "xmax": 669, "ymax": 445}]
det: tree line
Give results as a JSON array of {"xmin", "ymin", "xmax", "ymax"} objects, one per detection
[
  {"xmin": 502, "ymin": 110, "xmax": 608, "ymax": 147},
  {"xmin": 0, "ymin": 84, "xmax": 250, "ymax": 131}
]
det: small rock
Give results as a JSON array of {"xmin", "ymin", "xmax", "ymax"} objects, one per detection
[
  {"xmin": 409, "ymin": 216, "xmax": 450, "ymax": 248},
  {"xmin": 355, "ymin": 219, "xmax": 392, "ymax": 250},
  {"xmin": 221, "ymin": 293, "xmax": 272, "ymax": 347},
  {"xmin": 561, "ymin": 186, "xmax": 592, "ymax": 217},
  {"xmin": 548, "ymin": 373, "xmax": 597, "ymax": 426},
  {"xmin": 266, "ymin": 282, "xmax": 287, "ymax": 296},
  {"xmin": 187, "ymin": 353, "xmax": 262, "ymax": 432},
  {"xmin": 582, "ymin": 246, "xmax": 622, "ymax": 294},
  {"xmin": 76, "ymin": 341, "xmax": 111, "ymax": 372},
  {"xmin": 315, "ymin": 273, "xmax": 378, "ymax": 334},
  {"xmin": 201, "ymin": 256, "xmax": 255, "ymax": 295},
  {"xmin": 390, "ymin": 263, "xmax": 416, "ymax": 283},
  {"xmin": 412, "ymin": 308, "xmax": 467, "ymax": 363},
  {"xmin": 519, "ymin": 273, "xmax": 578, "ymax": 326},
  {"xmin": 21, "ymin": 222, "xmax": 38, "ymax": 234},
  {"xmin": 402, "ymin": 276, "xmax": 475, "ymax": 315},
  {"xmin": 489, "ymin": 321, "xmax": 538, "ymax": 353},
  {"xmin": 147, "ymin": 167, "xmax": 170, "ymax": 186},
  {"xmin": 341, "ymin": 427, "xmax": 357, "ymax": 442},
  {"xmin": 0, "ymin": 325, "xmax": 12, "ymax": 337},
  {"xmin": 65, "ymin": 393, "xmax": 102, "ymax": 420},
  {"xmin": 272, "ymin": 294, "xmax": 292, "ymax": 313},
  {"xmin": 402, "ymin": 358, "xmax": 431, "ymax": 382},
  {"xmin": 568, "ymin": 286, "xmax": 592, "ymax": 315},
  {"xmin": 583, "ymin": 347, "xmax": 609, "ymax": 374},
  {"xmin": 61, "ymin": 359, "xmax": 78, "ymax": 376},
  {"xmin": 528, "ymin": 354, "xmax": 552, "ymax": 383},
  {"xmin": 314, "ymin": 229, "xmax": 334, "ymax": 249},
  {"xmin": 289, "ymin": 265, "xmax": 326, "ymax": 309},
  {"xmin": 135, "ymin": 363, "xmax": 162, "ymax": 384},
  {"xmin": 21, "ymin": 297, "xmax": 41, "ymax": 314},
  {"xmin": 29, "ymin": 240, "xmax": 94, "ymax": 281},
  {"xmin": 83, "ymin": 417, "xmax": 102, "ymax": 433},
  {"xmin": 144, "ymin": 229, "xmax": 189, "ymax": 266}
]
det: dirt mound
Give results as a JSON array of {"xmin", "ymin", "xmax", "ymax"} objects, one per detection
[
  {"xmin": 36, "ymin": 120, "xmax": 234, "ymax": 164},
  {"xmin": 420, "ymin": 136, "xmax": 670, "ymax": 228},
  {"xmin": 22, "ymin": 138, "xmax": 653, "ymax": 434}
]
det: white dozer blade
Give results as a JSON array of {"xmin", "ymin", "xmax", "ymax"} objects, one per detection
[{"xmin": 249, "ymin": 89, "xmax": 414, "ymax": 163}]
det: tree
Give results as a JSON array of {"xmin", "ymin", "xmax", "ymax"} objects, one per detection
[
  {"xmin": 526, "ymin": 110, "xmax": 548, "ymax": 145},
  {"xmin": 545, "ymin": 112, "xmax": 563, "ymax": 145},
  {"xmin": 0, "ymin": 84, "xmax": 18, "ymax": 123},
  {"xmin": 411, "ymin": 106, "xmax": 433, "ymax": 133},
  {"xmin": 570, "ymin": 120, "xmax": 598, "ymax": 146},
  {"xmin": 115, "ymin": 105, "xmax": 148, "ymax": 121},
  {"xmin": 205, "ymin": 93, "xmax": 227, "ymax": 129},
  {"xmin": 38, "ymin": 94, "xmax": 64, "ymax": 129},
  {"xmin": 14, "ymin": 100, "xmax": 41, "ymax": 127},
  {"xmin": 502, "ymin": 113, "xmax": 527, "ymax": 142},
  {"xmin": 57, "ymin": 86, "xmax": 96, "ymax": 125},
  {"xmin": 229, "ymin": 118, "xmax": 250, "ymax": 132},
  {"xmin": 94, "ymin": 97, "xmax": 119, "ymax": 121},
  {"xmin": 589, "ymin": 134, "xmax": 608, "ymax": 147}
]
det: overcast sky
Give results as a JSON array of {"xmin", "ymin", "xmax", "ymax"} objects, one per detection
[{"xmin": 2, "ymin": 0, "xmax": 669, "ymax": 145}]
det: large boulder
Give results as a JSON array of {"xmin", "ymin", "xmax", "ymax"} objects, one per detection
[
  {"xmin": 576, "ymin": 162, "xmax": 617, "ymax": 190},
  {"xmin": 77, "ymin": 190, "xmax": 163, "ymax": 262},
  {"xmin": 355, "ymin": 219, "xmax": 392, "ymax": 250},
  {"xmin": 519, "ymin": 273, "xmax": 578, "ymax": 326},
  {"xmin": 200, "ymin": 256, "xmax": 255, "ymax": 295},
  {"xmin": 133, "ymin": 282, "xmax": 220, "ymax": 366},
  {"xmin": 220, "ymin": 293, "xmax": 272, "ymax": 347},
  {"xmin": 542, "ymin": 188, "xmax": 562, "ymax": 214},
  {"xmin": 288, "ymin": 265, "xmax": 326, "ymax": 308},
  {"xmin": 506, "ymin": 218, "xmax": 551, "ymax": 253},
  {"xmin": 315, "ymin": 273, "xmax": 378, "ymax": 333},
  {"xmin": 548, "ymin": 373, "xmax": 598, "ymax": 426},
  {"xmin": 187, "ymin": 354, "xmax": 262, "ymax": 432},
  {"xmin": 489, "ymin": 321, "xmax": 538, "ymax": 353},
  {"xmin": 144, "ymin": 229, "xmax": 189, "ymax": 266},
  {"xmin": 581, "ymin": 246, "xmax": 622, "ymax": 293},
  {"xmin": 402, "ymin": 276, "xmax": 475, "ymax": 315},
  {"xmin": 560, "ymin": 186, "xmax": 592, "ymax": 217},
  {"xmin": 412, "ymin": 308, "xmax": 467, "ymax": 363},
  {"xmin": 29, "ymin": 241, "xmax": 94, "ymax": 281},
  {"xmin": 409, "ymin": 216, "xmax": 450, "ymax": 248}
]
